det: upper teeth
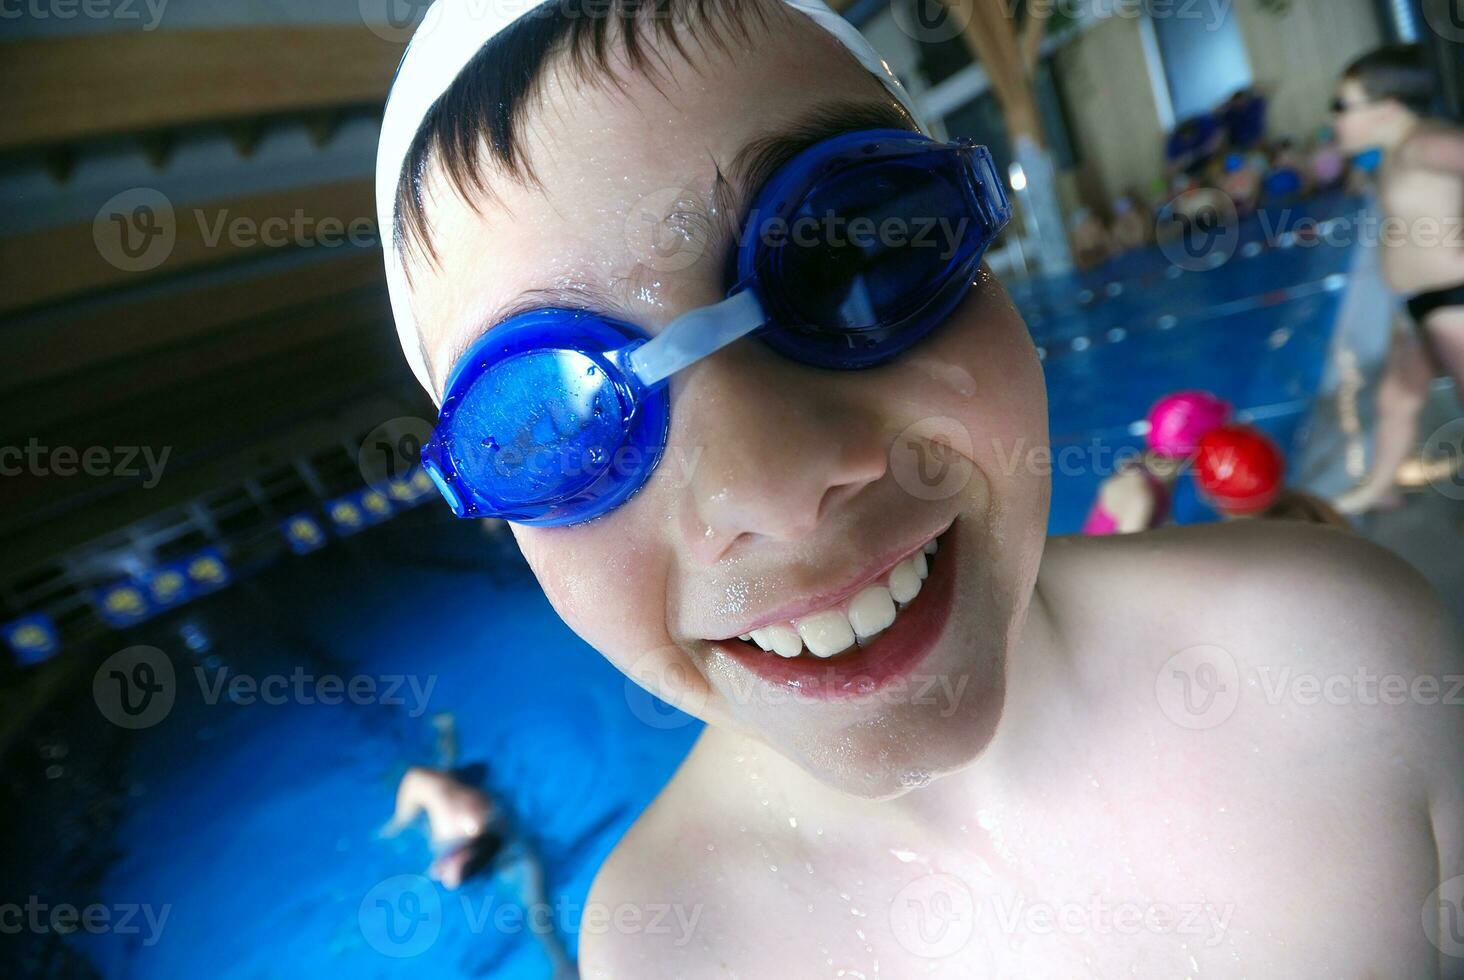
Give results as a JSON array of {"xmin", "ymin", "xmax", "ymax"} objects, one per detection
[{"xmin": 738, "ymin": 536, "xmax": 939, "ymax": 660}]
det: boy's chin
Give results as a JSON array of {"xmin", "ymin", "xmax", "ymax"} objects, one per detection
[{"xmin": 785, "ymin": 685, "xmax": 1008, "ymax": 801}]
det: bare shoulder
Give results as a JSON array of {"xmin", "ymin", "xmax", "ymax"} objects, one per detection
[
  {"xmin": 1179, "ymin": 520, "xmax": 1457, "ymax": 677},
  {"xmin": 1398, "ymin": 119, "xmax": 1464, "ymax": 173},
  {"xmin": 1049, "ymin": 520, "xmax": 1456, "ymax": 664},
  {"xmin": 580, "ymin": 730, "xmax": 760, "ymax": 979},
  {"xmin": 1047, "ymin": 521, "xmax": 1462, "ymax": 784}
]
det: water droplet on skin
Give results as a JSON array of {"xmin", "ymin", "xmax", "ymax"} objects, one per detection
[{"xmin": 899, "ymin": 769, "xmax": 932, "ymax": 788}]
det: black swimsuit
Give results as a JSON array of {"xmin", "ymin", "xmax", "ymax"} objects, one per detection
[
  {"xmin": 1408, "ymin": 282, "xmax": 1464, "ymax": 324},
  {"xmin": 1407, "ymin": 283, "xmax": 1464, "ymax": 375}
]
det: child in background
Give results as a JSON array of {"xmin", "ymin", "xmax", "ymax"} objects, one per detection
[
  {"xmin": 1217, "ymin": 152, "xmax": 1262, "ymax": 215},
  {"xmin": 1308, "ymin": 126, "xmax": 1347, "ymax": 190},
  {"xmin": 1083, "ymin": 391, "xmax": 1231, "ymax": 536},
  {"xmin": 1107, "ymin": 190, "xmax": 1152, "ymax": 252},
  {"xmin": 1331, "ymin": 44, "xmax": 1464, "ymax": 513},
  {"xmin": 1068, "ymin": 205, "xmax": 1113, "ymax": 270},
  {"xmin": 1195, "ymin": 425, "xmax": 1352, "ymax": 530},
  {"xmin": 1262, "ymin": 138, "xmax": 1310, "ymax": 203}
]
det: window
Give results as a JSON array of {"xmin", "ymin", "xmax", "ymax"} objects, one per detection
[{"xmin": 1150, "ymin": 2, "xmax": 1253, "ymax": 122}]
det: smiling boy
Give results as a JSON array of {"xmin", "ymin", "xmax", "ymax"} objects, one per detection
[{"xmin": 376, "ymin": 2, "xmax": 1463, "ymax": 975}]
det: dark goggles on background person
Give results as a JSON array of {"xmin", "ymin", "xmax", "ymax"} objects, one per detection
[
  {"xmin": 1330, "ymin": 97, "xmax": 1373, "ymax": 114},
  {"xmin": 421, "ymin": 128, "xmax": 1012, "ymax": 526}
]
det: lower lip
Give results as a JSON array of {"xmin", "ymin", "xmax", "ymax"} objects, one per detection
[{"xmin": 711, "ymin": 525, "xmax": 960, "ymax": 701}]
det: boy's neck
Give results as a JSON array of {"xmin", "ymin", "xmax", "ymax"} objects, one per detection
[{"xmin": 878, "ymin": 576, "xmax": 1073, "ymax": 827}]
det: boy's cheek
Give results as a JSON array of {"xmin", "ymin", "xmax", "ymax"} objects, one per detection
[
  {"xmin": 515, "ymin": 523, "xmax": 672, "ymax": 654},
  {"xmin": 518, "ymin": 524, "xmax": 713, "ymax": 716}
]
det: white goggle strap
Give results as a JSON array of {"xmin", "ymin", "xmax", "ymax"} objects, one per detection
[{"xmin": 626, "ymin": 289, "xmax": 767, "ymax": 388}]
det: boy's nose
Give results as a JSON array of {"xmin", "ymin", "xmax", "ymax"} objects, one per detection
[{"xmin": 670, "ymin": 343, "xmax": 888, "ymax": 562}]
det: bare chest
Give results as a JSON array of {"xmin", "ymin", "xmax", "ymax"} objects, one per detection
[{"xmin": 690, "ymin": 774, "xmax": 1439, "ymax": 978}]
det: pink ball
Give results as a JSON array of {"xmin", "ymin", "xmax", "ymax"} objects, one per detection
[{"xmin": 1146, "ymin": 391, "xmax": 1232, "ymax": 458}]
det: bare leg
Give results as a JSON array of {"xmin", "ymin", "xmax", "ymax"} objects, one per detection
[
  {"xmin": 1423, "ymin": 307, "xmax": 1464, "ymax": 392},
  {"xmin": 1336, "ymin": 320, "xmax": 1433, "ymax": 514},
  {"xmin": 504, "ymin": 848, "xmax": 578, "ymax": 979},
  {"xmin": 384, "ymin": 766, "xmax": 494, "ymax": 850}
]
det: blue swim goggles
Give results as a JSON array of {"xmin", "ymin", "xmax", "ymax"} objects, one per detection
[{"xmin": 422, "ymin": 128, "xmax": 1011, "ymax": 526}]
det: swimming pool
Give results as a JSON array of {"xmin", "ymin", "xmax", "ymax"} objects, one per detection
[{"xmin": 4, "ymin": 193, "xmax": 1363, "ymax": 979}]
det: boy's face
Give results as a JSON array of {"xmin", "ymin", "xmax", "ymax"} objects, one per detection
[
  {"xmin": 404, "ymin": 15, "xmax": 1050, "ymax": 798},
  {"xmin": 1332, "ymin": 78, "xmax": 1407, "ymax": 154}
]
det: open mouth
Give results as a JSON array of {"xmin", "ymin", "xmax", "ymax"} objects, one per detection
[{"xmin": 708, "ymin": 521, "xmax": 959, "ymax": 701}]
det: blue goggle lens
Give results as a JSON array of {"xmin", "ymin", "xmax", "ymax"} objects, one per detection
[
  {"xmin": 741, "ymin": 131, "xmax": 1008, "ymax": 369},
  {"xmin": 422, "ymin": 312, "xmax": 669, "ymax": 525}
]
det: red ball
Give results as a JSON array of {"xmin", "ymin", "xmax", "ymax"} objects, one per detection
[{"xmin": 1195, "ymin": 425, "xmax": 1284, "ymax": 515}]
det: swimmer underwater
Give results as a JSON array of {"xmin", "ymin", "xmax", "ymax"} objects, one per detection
[{"xmin": 376, "ymin": 1, "xmax": 1464, "ymax": 974}]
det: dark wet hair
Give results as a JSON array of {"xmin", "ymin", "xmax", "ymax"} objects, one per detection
[
  {"xmin": 1259, "ymin": 490, "xmax": 1353, "ymax": 531},
  {"xmin": 1342, "ymin": 44, "xmax": 1437, "ymax": 116},
  {"xmin": 392, "ymin": 0, "xmax": 799, "ymax": 268}
]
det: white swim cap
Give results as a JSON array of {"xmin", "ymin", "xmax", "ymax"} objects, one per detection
[{"xmin": 375, "ymin": 0, "xmax": 921, "ymax": 394}]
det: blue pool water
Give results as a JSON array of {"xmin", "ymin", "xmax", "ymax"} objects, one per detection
[{"xmin": 7, "ymin": 194, "xmax": 1363, "ymax": 978}]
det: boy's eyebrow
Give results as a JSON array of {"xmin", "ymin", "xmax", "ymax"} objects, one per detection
[
  {"xmin": 430, "ymin": 97, "xmax": 919, "ymax": 397},
  {"xmin": 690, "ymin": 97, "xmax": 921, "ymax": 255},
  {"xmin": 724, "ymin": 98, "xmax": 919, "ymax": 219}
]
